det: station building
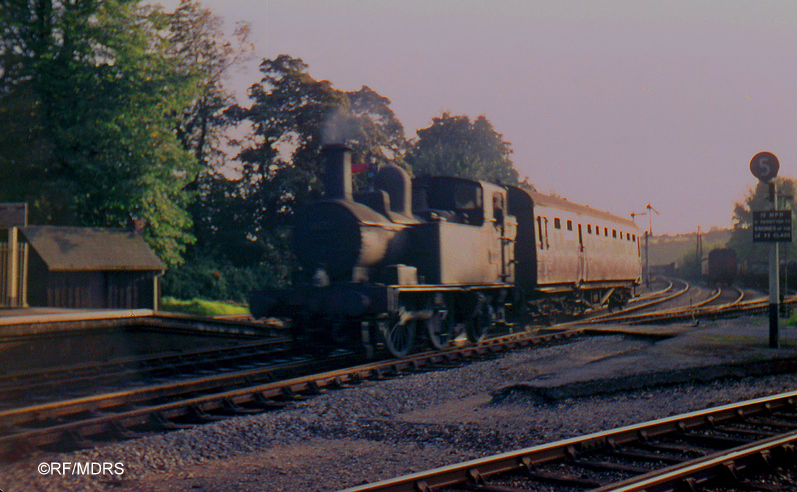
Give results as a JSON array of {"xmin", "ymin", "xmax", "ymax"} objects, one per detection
[{"xmin": 1, "ymin": 204, "xmax": 165, "ymax": 310}]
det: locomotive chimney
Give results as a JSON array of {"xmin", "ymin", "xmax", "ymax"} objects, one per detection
[{"xmin": 321, "ymin": 144, "xmax": 353, "ymax": 201}]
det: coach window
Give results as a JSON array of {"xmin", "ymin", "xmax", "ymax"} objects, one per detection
[
  {"xmin": 612, "ymin": 229, "xmax": 617, "ymax": 238},
  {"xmin": 632, "ymin": 234, "xmax": 636, "ymax": 241},
  {"xmin": 566, "ymin": 220, "xmax": 573, "ymax": 231},
  {"xmin": 604, "ymin": 227, "xmax": 608, "ymax": 237},
  {"xmin": 587, "ymin": 224, "xmax": 592, "ymax": 234},
  {"xmin": 554, "ymin": 218, "xmax": 561, "ymax": 229}
]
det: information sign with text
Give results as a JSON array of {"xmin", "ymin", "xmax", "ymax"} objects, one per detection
[{"xmin": 753, "ymin": 210, "xmax": 792, "ymax": 243}]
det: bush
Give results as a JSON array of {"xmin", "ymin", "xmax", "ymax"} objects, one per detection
[{"xmin": 161, "ymin": 256, "xmax": 289, "ymax": 303}]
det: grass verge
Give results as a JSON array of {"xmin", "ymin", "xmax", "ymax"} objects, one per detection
[{"xmin": 160, "ymin": 297, "xmax": 250, "ymax": 317}]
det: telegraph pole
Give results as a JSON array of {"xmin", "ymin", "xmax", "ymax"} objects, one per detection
[
  {"xmin": 646, "ymin": 204, "xmax": 659, "ymax": 288},
  {"xmin": 631, "ymin": 205, "xmax": 658, "ymax": 288}
]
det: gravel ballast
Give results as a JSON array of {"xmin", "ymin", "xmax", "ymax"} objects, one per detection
[{"xmin": 3, "ymin": 316, "xmax": 797, "ymax": 492}]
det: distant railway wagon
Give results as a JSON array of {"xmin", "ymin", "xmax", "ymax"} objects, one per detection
[
  {"xmin": 703, "ymin": 248, "xmax": 738, "ymax": 286},
  {"xmin": 250, "ymin": 145, "xmax": 642, "ymax": 357}
]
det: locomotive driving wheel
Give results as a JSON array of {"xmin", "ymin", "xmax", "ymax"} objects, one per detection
[
  {"xmin": 380, "ymin": 308, "xmax": 416, "ymax": 358},
  {"xmin": 425, "ymin": 292, "xmax": 455, "ymax": 350}
]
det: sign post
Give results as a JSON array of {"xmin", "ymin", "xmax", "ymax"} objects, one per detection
[{"xmin": 750, "ymin": 152, "xmax": 784, "ymax": 349}]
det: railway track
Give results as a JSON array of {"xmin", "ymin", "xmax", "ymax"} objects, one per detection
[
  {"xmin": 572, "ymin": 278, "xmax": 690, "ymax": 325},
  {"xmin": 0, "ymin": 327, "xmax": 584, "ymax": 459},
  {"xmin": 0, "ymin": 337, "xmax": 294, "ymax": 408},
  {"xmin": 1, "ymin": 279, "xmax": 783, "ymax": 463},
  {"xmin": 586, "ymin": 279, "xmax": 776, "ymax": 326},
  {"xmin": 342, "ymin": 390, "xmax": 797, "ymax": 491}
]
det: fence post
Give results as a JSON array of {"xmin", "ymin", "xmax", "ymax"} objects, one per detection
[
  {"xmin": 8, "ymin": 226, "xmax": 19, "ymax": 307},
  {"xmin": 21, "ymin": 242, "xmax": 28, "ymax": 307}
]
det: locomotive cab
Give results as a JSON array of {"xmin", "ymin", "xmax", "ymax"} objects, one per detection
[{"xmin": 411, "ymin": 176, "xmax": 515, "ymax": 286}]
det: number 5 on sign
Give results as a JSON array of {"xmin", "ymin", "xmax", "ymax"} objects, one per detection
[{"xmin": 750, "ymin": 151, "xmax": 780, "ymax": 182}]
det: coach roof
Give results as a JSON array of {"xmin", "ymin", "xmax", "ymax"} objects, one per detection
[{"xmin": 511, "ymin": 187, "xmax": 639, "ymax": 230}]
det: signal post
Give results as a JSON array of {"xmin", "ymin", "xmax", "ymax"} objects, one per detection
[{"xmin": 750, "ymin": 151, "xmax": 791, "ymax": 349}]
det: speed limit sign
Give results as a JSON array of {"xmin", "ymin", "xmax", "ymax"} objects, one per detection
[{"xmin": 750, "ymin": 152, "xmax": 780, "ymax": 182}]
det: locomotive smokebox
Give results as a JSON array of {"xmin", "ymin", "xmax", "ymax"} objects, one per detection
[{"xmin": 322, "ymin": 144, "xmax": 353, "ymax": 201}]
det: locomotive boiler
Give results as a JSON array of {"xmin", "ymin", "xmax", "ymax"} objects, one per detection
[{"xmin": 250, "ymin": 144, "xmax": 642, "ymax": 357}]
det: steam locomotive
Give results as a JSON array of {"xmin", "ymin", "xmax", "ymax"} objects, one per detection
[{"xmin": 250, "ymin": 144, "xmax": 642, "ymax": 357}]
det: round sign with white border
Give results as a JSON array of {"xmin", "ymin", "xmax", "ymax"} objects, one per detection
[{"xmin": 750, "ymin": 151, "xmax": 779, "ymax": 182}]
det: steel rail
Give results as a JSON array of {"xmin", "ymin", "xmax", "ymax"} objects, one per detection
[
  {"xmin": 596, "ymin": 291, "xmax": 717, "ymax": 324},
  {"xmin": 0, "ymin": 337, "xmax": 293, "ymax": 399},
  {"xmin": 0, "ymin": 352, "xmax": 359, "ymax": 429},
  {"xmin": 340, "ymin": 390, "xmax": 797, "ymax": 492},
  {"xmin": 630, "ymin": 278, "xmax": 674, "ymax": 303},
  {"xmin": 623, "ymin": 292, "xmax": 797, "ymax": 326},
  {"xmin": 0, "ymin": 328, "xmax": 585, "ymax": 457},
  {"xmin": 587, "ymin": 287, "xmax": 785, "ymax": 326},
  {"xmin": 593, "ymin": 430, "xmax": 797, "ymax": 491},
  {"xmin": 0, "ymin": 311, "xmax": 285, "ymax": 342},
  {"xmin": 586, "ymin": 279, "xmax": 691, "ymax": 323}
]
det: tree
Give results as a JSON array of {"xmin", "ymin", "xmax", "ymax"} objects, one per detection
[
  {"xmin": 228, "ymin": 55, "xmax": 407, "ymax": 234},
  {"xmin": 0, "ymin": 0, "xmax": 208, "ymax": 267},
  {"xmin": 405, "ymin": 112, "xmax": 519, "ymax": 184},
  {"xmin": 160, "ymin": 0, "xmax": 262, "ymax": 277},
  {"xmin": 166, "ymin": 0, "xmax": 253, "ymax": 169}
]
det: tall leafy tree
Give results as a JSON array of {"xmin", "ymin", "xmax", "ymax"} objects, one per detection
[
  {"xmin": 166, "ymin": 0, "xmax": 253, "ymax": 169},
  {"xmin": 406, "ymin": 112, "xmax": 519, "ymax": 184},
  {"xmin": 228, "ymin": 54, "xmax": 407, "ymax": 235},
  {"xmin": 0, "ymin": 0, "xmax": 205, "ymax": 267},
  {"xmin": 163, "ymin": 0, "xmax": 258, "ymax": 269}
]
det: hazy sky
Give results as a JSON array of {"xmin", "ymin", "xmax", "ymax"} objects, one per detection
[{"xmin": 160, "ymin": 0, "xmax": 797, "ymax": 236}]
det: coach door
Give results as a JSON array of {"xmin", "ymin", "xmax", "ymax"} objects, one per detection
[{"xmin": 577, "ymin": 223, "xmax": 586, "ymax": 285}]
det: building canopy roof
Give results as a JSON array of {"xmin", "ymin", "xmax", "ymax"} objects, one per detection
[{"xmin": 21, "ymin": 226, "xmax": 165, "ymax": 272}]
